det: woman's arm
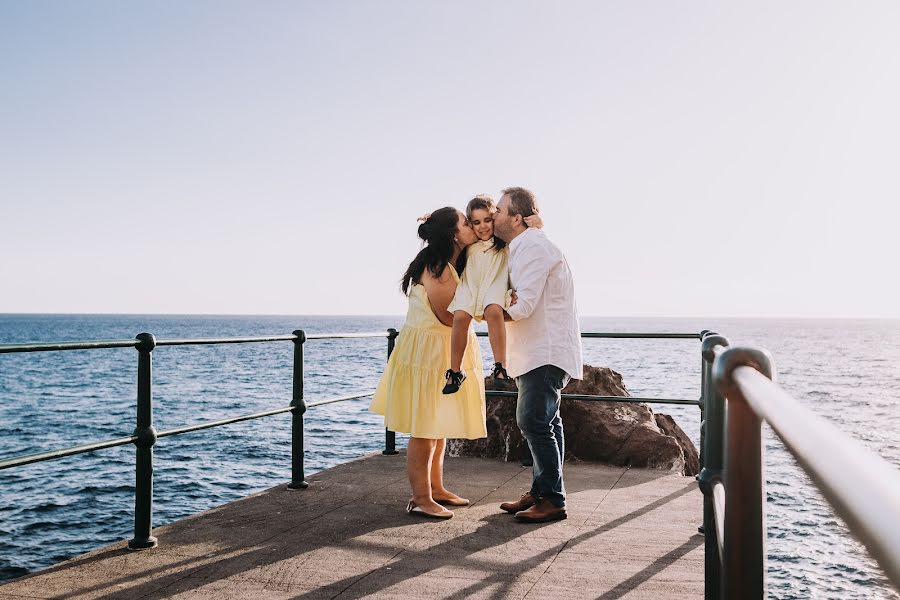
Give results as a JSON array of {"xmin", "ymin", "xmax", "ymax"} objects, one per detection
[
  {"xmin": 524, "ymin": 213, "xmax": 544, "ymax": 228},
  {"xmin": 421, "ymin": 266, "xmax": 458, "ymax": 327}
]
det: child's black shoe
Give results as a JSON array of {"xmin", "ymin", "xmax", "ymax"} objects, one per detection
[
  {"xmin": 442, "ymin": 369, "xmax": 466, "ymax": 394},
  {"xmin": 490, "ymin": 362, "xmax": 511, "ymax": 381}
]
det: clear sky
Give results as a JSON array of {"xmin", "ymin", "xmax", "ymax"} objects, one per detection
[{"xmin": 2, "ymin": 1, "xmax": 898, "ymax": 318}]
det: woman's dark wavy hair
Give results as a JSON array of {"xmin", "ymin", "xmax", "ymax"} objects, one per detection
[
  {"xmin": 466, "ymin": 194, "xmax": 506, "ymax": 251},
  {"xmin": 401, "ymin": 207, "xmax": 468, "ymax": 295}
]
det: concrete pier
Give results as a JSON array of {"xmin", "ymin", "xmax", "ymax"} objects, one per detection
[{"xmin": 0, "ymin": 453, "xmax": 703, "ymax": 599}]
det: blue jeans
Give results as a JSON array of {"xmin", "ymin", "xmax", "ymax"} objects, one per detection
[{"xmin": 516, "ymin": 364, "xmax": 570, "ymax": 508}]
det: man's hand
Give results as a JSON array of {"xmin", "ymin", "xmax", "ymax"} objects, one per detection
[{"xmin": 509, "ymin": 290, "xmax": 518, "ymax": 306}]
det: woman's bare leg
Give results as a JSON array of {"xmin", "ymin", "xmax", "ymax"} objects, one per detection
[
  {"xmin": 407, "ymin": 437, "xmax": 445, "ymax": 512},
  {"xmin": 430, "ymin": 439, "xmax": 468, "ymax": 503},
  {"xmin": 450, "ymin": 310, "xmax": 473, "ymax": 372},
  {"xmin": 484, "ymin": 304, "xmax": 507, "ymax": 369}
]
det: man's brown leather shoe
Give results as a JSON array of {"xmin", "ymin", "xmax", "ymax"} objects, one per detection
[
  {"xmin": 514, "ymin": 498, "xmax": 567, "ymax": 523},
  {"xmin": 500, "ymin": 492, "xmax": 535, "ymax": 514}
]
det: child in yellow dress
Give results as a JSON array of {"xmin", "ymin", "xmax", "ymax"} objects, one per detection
[{"xmin": 442, "ymin": 195, "xmax": 541, "ymax": 394}]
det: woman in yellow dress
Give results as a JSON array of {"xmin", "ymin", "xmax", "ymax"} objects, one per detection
[{"xmin": 370, "ymin": 207, "xmax": 486, "ymax": 519}]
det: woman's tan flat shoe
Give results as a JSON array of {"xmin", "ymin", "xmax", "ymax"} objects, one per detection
[
  {"xmin": 406, "ymin": 500, "xmax": 454, "ymax": 519},
  {"xmin": 435, "ymin": 497, "xmax": 470, "ymax": 507}
]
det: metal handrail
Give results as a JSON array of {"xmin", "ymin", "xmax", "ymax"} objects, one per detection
[
  {"xmin": 486, "ymin": 390, "xmax": 700, "ymax": 406},
  {"xmin": 0, "ymin": 339, "xmax": 140, "ymax": 353},
  {"xmin": 1, "ymin": 327, "xmax": 707, "ymax": 553},
  {"xmin": 155, "ymin": 391, "xmax": 375, "ymax": 439},
  {"xmin": 0, "ymin": 435, "xmax": 138, "ymax": 470},
  {"xmin": 157, "ymin": 332, "xmax": 391, "ymax": 346},
  {"xmin": 0, "ymin": 388, "xmax": 699, "ymax": 473},
  {"xmin": 698, "ymin": 338, "xmax": 900, "ymax": 598},
  {"xmin": 0, "ymin": 391, "xmax": 380, "ymax": 472},
  {"xmin": 0, "ymin": 328, "xmax": 397, "ymax": 549},
  {"xmin": 0, "ymin": 331, "xmax": 394, "ymax": 353},
  {"xmin": 475, "ymin": 331, "xmax": 701, "ymax": 339},
  {"xmin": 14, "ymin": 328, "xmax": 896, "ymax": 596}
]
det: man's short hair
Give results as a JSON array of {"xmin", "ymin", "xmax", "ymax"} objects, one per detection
[{"xmin": 502, "ymin": 187, "xmax": 539, "ymax": 223}]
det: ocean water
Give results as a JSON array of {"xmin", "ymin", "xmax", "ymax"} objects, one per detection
[{"xmin": 0, "ymin": 314, "xmax": 897, "ymax": 599}]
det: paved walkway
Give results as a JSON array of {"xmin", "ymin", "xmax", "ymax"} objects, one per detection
[{"xmin": 1, "ymin": 453, "xmax": 703, "ymax": 599}]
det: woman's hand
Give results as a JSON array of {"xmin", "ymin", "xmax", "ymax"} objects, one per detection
[
  {"xmin": 417, "ymin": 212, "xmax": 432, "ymax": 223},
  {"xmin": 509, "ymin": 290, "xmax": 518, "ymax": 306},
  {"xmin": 524, "ymin": 213, "xmax": 544, "ymax": 229}
]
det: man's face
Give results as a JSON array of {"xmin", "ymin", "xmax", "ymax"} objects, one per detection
[{"xmin": 493, "ymin": 194, "xmax": 515, "ymax": 241}]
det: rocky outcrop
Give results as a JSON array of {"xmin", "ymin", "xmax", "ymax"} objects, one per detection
[
  {"xmin": 446, "ymin": 364, "xmax": 699, "ymax": 476},
  {"xmin": 654, "ymin": 413, "xmax": 700, "ymax": 476}
]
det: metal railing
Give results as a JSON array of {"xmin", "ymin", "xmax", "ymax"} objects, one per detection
[
  {"xmin": 5, "ymin": 327, "xmax": 897, "ymax": 595},
  {"xmin": 0, "ymin": 328, "xmax": 705, "ymax": 553},
  {"xmin": 0, "ymin": 328, "xmax": 402, "ymax": 549},
  {"xmin": 697, "ymin": 332, "xmax": 900, "ymax": 599}
]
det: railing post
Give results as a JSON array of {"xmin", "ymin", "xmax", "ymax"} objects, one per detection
[
  {"xmin": 288, "ymin": 329, "xmax": 309, "ymax": 489},
  {"xmin": 698, "ymin": 330, "xmax": 712, "ymax": 473},
  {"xmin": 383, "ymin": 328, "xmax": 400, "ymax": 456},
  {"xmin": 698, "ymin": 333, "xmax": 729, "ymax": 599},
  {"xmin": 128, "ymin": 333, "xmax": 158, "ymax": 550},
  {"xmin": 714, "ymin": 347, "xmax": 775, "ymax": 600},
  {"xmin": 696, "ymin": 331, "xmax": 710, "ymax": 537}
]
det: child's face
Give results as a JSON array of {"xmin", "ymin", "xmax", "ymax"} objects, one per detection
[{"xmin": 468, "ymin": 208, "xmax": 495, "ymax": 241}]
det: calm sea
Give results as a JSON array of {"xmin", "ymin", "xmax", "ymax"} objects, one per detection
[{"xmin": 0, "ymin": 315, "xmax": 897, "ymax": 599}]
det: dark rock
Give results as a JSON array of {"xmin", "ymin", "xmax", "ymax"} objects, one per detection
[
  {"xmin": 446, "ymin": 364, "xmax": 699, "ymax": 476},
  {"xmin": 655, "ymin": 413, "xmax": 700, "ymax": 476}
]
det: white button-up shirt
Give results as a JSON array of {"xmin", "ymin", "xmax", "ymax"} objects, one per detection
[{"xmin": 505, "ymin": 227, "xmax": 583, "ymax": 380}]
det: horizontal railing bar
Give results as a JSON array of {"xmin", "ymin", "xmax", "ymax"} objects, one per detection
[
  {"xmin": 157, "ymin": 392, "xmax": 376, "ymax": 437},
  {"xmin": 0, "ymin": 435, "xmax": 137, "ymax": 470},
  {"xmin": 1, "ymin": 331, "xmax": 701, "ymax": 354},
  {"xmin": 476, "ymin": 332, "xmax": 701, "ymax": 339},
  {"xmin": 730, "ymin": 365, "xmax": 900, "ymax": 588},
  {"xmin": 0, "ymin": 392, "xmax": 697, "ymax": 471},
  {"xmin": 581, "ymin": 332, "xmax": 702, "ymax": 339},
  {"xmin": 0, "ymin": 333, "xmax": 397, "ymax": 354},
  {"xmin": 0, "ymin": 340, "xmax": 138, "ymax": 353},
  {"xmin": 307, "ymin": 392, "xmax": 374, "ymax": 407},
  {"xmin": 155, "ymin": 335, "xmax": 298, "ymax": 346},
  {"xmin": 712, "ymin": 480, "xmax": 726, "ymax": 564},
  {"xmin": 157, "ymin": 332, "xmax": 393, "ymax": 346},
  {"xmin": 485, "ymin": 390, "xmax": 700, "ymax": 406},
  {"xmin": 1, "ymin": 392, "xmax": 377, "ymax": 470},
  {"xmin": 305, "ymin": 332, "xmax": 392, "ymax": 340},
  {"xmin": 157, "ymin": 406, "xmax": 295, "ymax": 438}
]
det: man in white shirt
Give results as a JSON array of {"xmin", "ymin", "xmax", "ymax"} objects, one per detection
[{"xmin": 492, "ymin": 186, "xmax": 583, "ymax": 523}]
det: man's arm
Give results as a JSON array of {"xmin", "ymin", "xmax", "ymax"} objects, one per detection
[{"xmin": 506, "ymin": 244, "xmax": 554, "ymax": 321}]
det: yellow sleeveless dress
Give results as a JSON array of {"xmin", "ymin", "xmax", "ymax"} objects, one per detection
[{"xmin": 370, "ymin": 265, "xmax": 487, "ymax": 439}]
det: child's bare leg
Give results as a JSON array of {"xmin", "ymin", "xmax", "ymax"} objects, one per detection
[
  {"xmin": 484, "ymin": 304, "xmax": 507, "ymax": 368},
  {"xmin": 450, "ymin": 310, "xmax": 472, "ymax": 372}
]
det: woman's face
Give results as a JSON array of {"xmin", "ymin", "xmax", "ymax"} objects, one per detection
[
  {"xmin": 468, "ymin": 207, "xmax": 495, "ymax": 241},
  {"xmin": 455, "ymin": 211, "xmax": 478, "ymax": 246}
]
